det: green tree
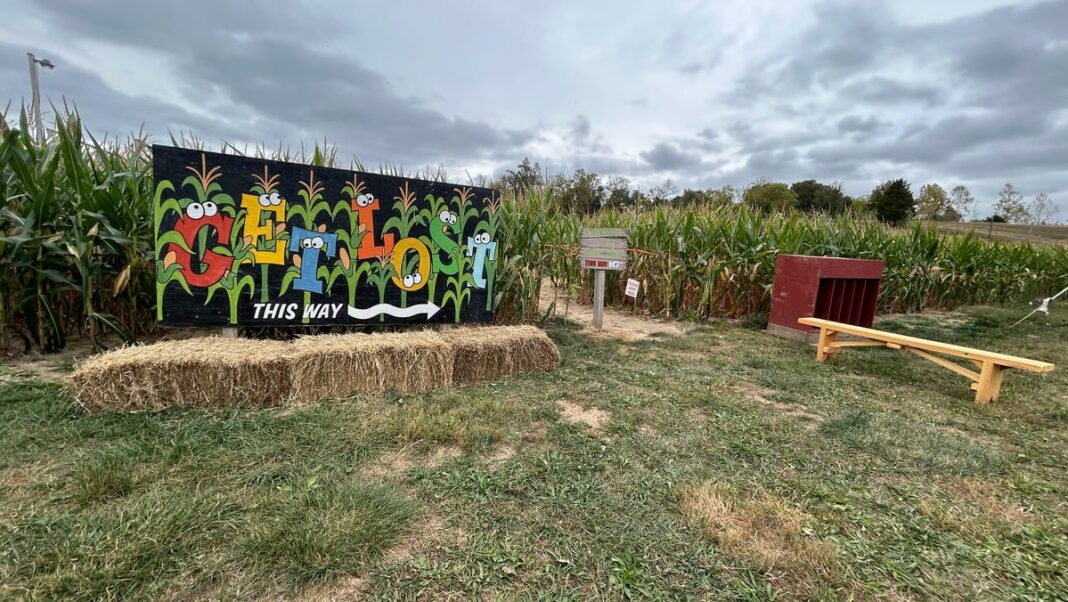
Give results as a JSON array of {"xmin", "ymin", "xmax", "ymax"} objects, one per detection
[
  {"xmin": 604, "ymin": 176, "xmax": 639, "ymax": 207},
  {"xmin": 790, "ymin": 179, "xmax": 848, "ymax": 214},
  {"xmin": 993, "ymin": 183, "xmax": 1031, "ymax": 224},
  {"xmin": 850, "ymin": 195, "xmax": 872, "ymax": 215},
  {"xmin": 500, "ymin": 158, "xmax": 543, "ymax": 196},
  {"xmin": 676, "ymin": 188, "xmax": 711, "ymax": 206},
  {"xmin": 916, "ymin": 183, "xmax": 954, "ymax": 220},
  {"xmin": 870, "ymin": 179, "xmax": 915, "ymax": 225},
  {"xmin": 743, "ymin": 181, "xmax": 797, "ymax": 213},
  {"xmin": 551, "ymin": 169, "xmax": 605, "ymax": 214}
]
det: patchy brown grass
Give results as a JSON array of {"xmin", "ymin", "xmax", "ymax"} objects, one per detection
[
  {"xmin": 365, "ymin": 445, "xmax": 463, "ymax": 479},
  {"xmin": 678, "ymin": 481, "xmax": 842, "ymax": 599},
  {"xmin": 483, "ymin": 444, "xmax": 516, "ymax": 469},
  {"xmin": 918, "ymin": 477, "xmax": 1036, "ymax": 539},
  {"xmin": 556, "ymin": 399, "xmax": 610, "ymax": 435},
  {"xmin": 382, "ymin": 513, "xmax": 468, "ymax": 564},
  {"xmin": 735, "ymin": 380, "xmax": 823, "ymax": 427},
  {"xmin": 295, "ymin": 575, "xmax": 368, "ymax": 601}
]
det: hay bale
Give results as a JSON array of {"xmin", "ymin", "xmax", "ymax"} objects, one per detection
[
  {"xmin": 68, "ymin": 337, "xmax": 293, "ymax": 413},
  {"xmin": 287, "ymin": 330, "xmax": 454, "ymax": 403},
  {"xmin": 68, "ymin": 325, "xmax": 559, "ymax": 413},
  {"xmin": 440, "ymin": 325, "xmax": 559, "ymax": 385}
]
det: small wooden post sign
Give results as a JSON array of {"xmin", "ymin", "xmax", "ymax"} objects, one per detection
[{"xmin": 580, "ymin": 227, "xmax": 627, "ymax": 328}]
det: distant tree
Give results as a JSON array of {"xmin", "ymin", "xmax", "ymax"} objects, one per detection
[
  {"xmin": 790, "ymin": 179, "xmax": 848, "ymax": 214},
  {"xmin": 648, "ymin": 179, "xmax": 679, "ymax": 204},
  {"xmin": 1029, "ymin": 192, "xmax": 1057, "ymax": 225},
  {"xmin": 676, "ymin": 188, "xmax": 711, "ymax": 206},
  {"xmin": 869, "ymin": 179, "xmax": 915, "ymax": 225},
  {"xmin": 500, "ymin": 157, "xmax": 543, "ymax": 195},
  {"xmin": 940, "ymin": 205, "xmax": 962, "ymax": 222},
  {"xmin": 949, "ymin": 185, "xmax": 975, "ymax": 221},
  {"xmin": 850, "ymin": 195, "xmax": 872, "ymax": 215},
  {"xmin": 554, "ymin": 168, "xmax": 605, "ymax": 214},
  {"xmin": 993, "ymin": 183, "xmax": 1031, "ymax": 224},
  {"xmin": 743, "ymin": 180, "xmax": 797, "ymax": 213},
  {"xmin": 708, "ymin": 185, "xmax": 738, "ymax": 206},
  {"xmin": 604, "ymin": 175, "xmax": 639, "ymax": 208},
  {"xmin": 982, "ymin": 214, "xmax": 1007, "ymax": 223},
  {"xmin": 916, "ymin": 183, "xmax": 954, "ymax": 220}
]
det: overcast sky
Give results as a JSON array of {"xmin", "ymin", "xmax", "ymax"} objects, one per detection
[{"xmin": 2, "ymin": 0, "xmax": 1066, "ymax": 217}]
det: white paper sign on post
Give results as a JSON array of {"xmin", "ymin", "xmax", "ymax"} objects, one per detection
[{"xmin": 624, "ymin": 278, "xmax": 640, "ymax": 298}]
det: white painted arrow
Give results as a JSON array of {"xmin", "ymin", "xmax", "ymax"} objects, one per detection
[{"xmin": 347, "ymin": 302, "xmax": 441, "ymax": 320}]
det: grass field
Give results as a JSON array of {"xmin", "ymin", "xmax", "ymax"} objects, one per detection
[
  {"xmin": 1, "ymin": 305, "xmax": 1066, "ymax": 600},
  {"xmin": 931, "ymin": 221, "xmax": 1068, "ymax": 245}
]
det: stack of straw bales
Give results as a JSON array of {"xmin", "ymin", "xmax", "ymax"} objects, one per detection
[
  {"xmin": 287, "ymin": 330, "xmax": 455, "ymax": 403},
  {"xmin": 67, "ymin": 338, "xmax": 294, "ymax": 413},
  {"xmin": 68, "ymin": 326, "xmax": 559, "ymax": 413}
]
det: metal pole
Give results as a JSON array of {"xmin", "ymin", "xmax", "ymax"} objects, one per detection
[
  {"xmin": 592, "ymin": 269, "xmax": 605, "ymax": 328},
  {"xmin": 26, "ymin": 53, "xmax": 45, "ymax": 143}
]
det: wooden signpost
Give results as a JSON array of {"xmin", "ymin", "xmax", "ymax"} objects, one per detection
[{"xmin": 580, "ymin": 228, "xmax": 627, "ymax": 328}]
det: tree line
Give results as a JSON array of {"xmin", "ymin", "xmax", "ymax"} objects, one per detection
[{"xmin": 496, "ymin": 158, "xmax": 1060, "ymax": 226}]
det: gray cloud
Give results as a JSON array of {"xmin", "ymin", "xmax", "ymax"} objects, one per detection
[
  {"xmin": 640, "ymin": 142, "xmax": 703, "ymax": 171},
  {"xmin": 0, "ymin": 42, "xmax": 243, "ymax": 140},
  {"xmin": 8, "ymin": 0, "xmax": 533, "ymax": 167},
  {"xmin": 2, "ymin": 0, "xmax": 1066, "ymax": 215},
  {"xmin": 713, "ymin": 0, "xmax": 1068, "ymax": 212},
  {"xmin": 836, "ymin": 115, "xmax": 884, "ymax": 135}
]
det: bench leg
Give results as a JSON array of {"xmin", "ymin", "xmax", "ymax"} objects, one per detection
[
  {"xmin": 816, "ymin": 328, "xmax": 838, "ymax": 362},
  {"xmin": 975, "ymin": 361, "xmax": 1005, "ymax": 404}
]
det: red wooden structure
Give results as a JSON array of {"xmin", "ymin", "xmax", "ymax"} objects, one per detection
[{"xmin": 767, "ymin": 255, "xmax": 884, "ymax": 342}]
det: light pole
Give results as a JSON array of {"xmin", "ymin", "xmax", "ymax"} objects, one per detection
[{"xmin": 26, "ymin": 53, "xmax": 55, "ymax": 143}]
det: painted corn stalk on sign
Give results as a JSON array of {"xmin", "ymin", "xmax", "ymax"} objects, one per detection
[{"xmin": 152, "ymin": 146, "xmax": 500, "ymax": 326}]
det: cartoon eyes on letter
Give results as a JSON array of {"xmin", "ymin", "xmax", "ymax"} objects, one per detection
[
  {"xmin": 438, "ymin": 210, "xmax": 450, "ymax": 223},
  {"xmin": 186, "ymin": 202, "xmax": 205, "ymax": 219},
  {"xmin": 475, "ymin": 233, "xmax": 490, "ymax": 244},
  {"xmin": 300, "ymin": 237, "xmax": 324, "ymax": 249},
  {"xmin": 259, "ymin": 192, "xmax": 283, "ymax": 206},
  {"xmin": 403, "ymin": 274, "xmax": 414, "ymax": 287},
  {"xmin": 449, "ymin": 213, "xmax": 458, "ymax": 225},
  {"xmin": 355, "ymin": 193, "xmax": 373, "ymax": 207},
  {"xmin": 203, "ymin": 201, "xmax": 218, "ymax": 217},
  {"xmin": 402, "ymin": 272, "xmax": 422, "ymax": 288}
]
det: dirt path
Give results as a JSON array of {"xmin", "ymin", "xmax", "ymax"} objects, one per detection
[{"xmin": 538, "ymin": 279, "xmax": 691, "ymax": 341}]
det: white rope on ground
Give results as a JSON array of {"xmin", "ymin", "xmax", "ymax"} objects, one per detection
[{"xmin": 1011, "ymin": 285, "xmax": 1068, "ymax": 328}]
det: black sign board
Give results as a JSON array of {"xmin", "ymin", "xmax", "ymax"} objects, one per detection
[{"xmin": 152, "ymin": 146, "xmax": 500, "ymax": 326}]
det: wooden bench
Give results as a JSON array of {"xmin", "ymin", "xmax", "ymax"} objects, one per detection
[{"xmin": 797, "ymin": 317, "xmax": 1055, "ymax": 404}]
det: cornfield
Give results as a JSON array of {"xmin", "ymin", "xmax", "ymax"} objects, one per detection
[
  {"xmin": 500, "ymin": 190, "xmax": 1068, "ymax": 320},
  {"xmin": 2, "ymin": 112, "xmax": 1066, "ymax": 353}
]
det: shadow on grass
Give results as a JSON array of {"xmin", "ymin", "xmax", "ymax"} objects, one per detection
[{"xmin": 819, "ymin": 409, "xmax": 1006, "ymax": 476}]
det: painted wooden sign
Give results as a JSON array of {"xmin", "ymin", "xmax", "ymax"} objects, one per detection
[
  {"xmin": 152, "ymin": 146, "xmax": 500, "ymax": 326},
  {"xmin": 579, "ymin": 227, "xmax": 628, "ymax": 328},
  {"xmin": 579, "ymin": 227, "xmax": 627, "ymax": 271}
]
